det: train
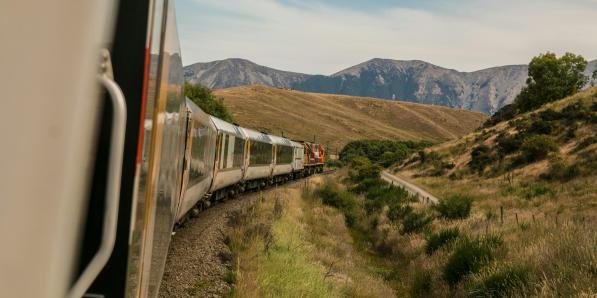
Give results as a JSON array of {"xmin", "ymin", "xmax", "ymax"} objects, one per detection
[
  {"xmin": 0, "ymin": 0, "xmax": 327, "ymax": 297},
  {"xmin": 177, "ymin": 100, "xmax": 325, "ymax": 223}
]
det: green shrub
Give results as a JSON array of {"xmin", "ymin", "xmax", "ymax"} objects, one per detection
[
  {"xmin": 401, "ymin": 211, "xmax": 433, "ymax": 234},
  {"xmin": 469, "ymin": 145, "xmax": 495, "ymax": 173},
  {"xmin": 435, "ymin": 194, "xmax": 474, "ymax": 220},
  {"xmin": 538, "ymin": 108, "xmax": 563, "ymax": 121},
  {"xmin": 540, "ymin": 158, "xmax": 580, "ymax": 181},
  {"xmin": 425, "ymin": 227, "xmax": 460, "ymax": 255},
  {"xmin": 443, "ymin": 235, "xmax": 501, "ymax": 286},
  {"xmin": 315, "ymin": 181, "xmax": 359, "ymax": 227},
  {"xmin": 519, "ymin": 135, "xmax": 558, "ymax": 163},
  {"xmin": 350, "ymin": 177, "xmax": 385, "ymax": 194},
  {"xmin": 495, "ymin": 133, "xmax": 523, "ymax": 157},
  {"xmin": 410, "ymin": 269, "xmax": 433, "ymax": 297},
  {"xmin": 184, "ymin": 82, "xmax": 233, "ymax": 122},
  {"xmin": 525, "ymin": 120, "xmax": 556, "ymax": 135},
  {"xmin": 519, "ymin": 182, "xmax": 556, "ymax": 199},
  {"xmin": 349, "ymin": 157, "xmax": 382, "ymax": 182},
  {"xmin": 483, "ymin": 104, "xmax": 516, "ymax": 127},
  {"xmin": 364, "ymin": 185, "xmax": 413, "ymax": 214},
  {"xmin": 387, "ymin": 204, "xmax": 413, "ymax": 222},
  {"xmin": 468, "ymin": 266, "xmax": 528, "ymax": 298},
  {"xmin": 325, "ymin": 159, "xmax": 343, "ymax": 169},
  {"xmin": 340, "ymin": 140, "xmax": 432, "ymax": 165},
  {"xmin": 561, "ymin": 102, "xmax": 592, "ymax": 122}
]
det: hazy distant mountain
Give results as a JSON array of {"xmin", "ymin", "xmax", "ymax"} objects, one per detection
[
  {"xmin": 184, "ymin": 58, "xmax": 597, "ymax": 114},
  {"xmin": 184, "ymin": 58, "xmax": 310, "ymax": 89}
]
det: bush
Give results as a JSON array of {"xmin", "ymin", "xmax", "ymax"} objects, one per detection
[
  {"xmin": 469, "ymin": 145, "xmax": 495, "ymax": 173},
  {"xmin": 425, "ymin": 227, "xmax": 460, "ymax": 255},
  {"xmin": 560, "ymin": 102, "xmax": 592, "ymax": 122},
  {"xmin": 519, "ymin": 182, "xmax": 556, "ymax": 199},
  {"xmin": 401, "ymin": 211, "xmax": 433, "ymax": 234},
  {"xmin": 519, "ymin": 135, "xmax": 558, "ymax": 163},
  {"xmin": 435, "ymin": 194, "xmax": 473, "ymax": 220},
  {"xmin": 483, "ymin": 104, "xmax": 516, "ymax": 127},
  {"xmin": 540, "ymin": 158, "xmax": 580, "ymax": 181},
  {"xmin": 495, "ymin": 133, "xmax": 523, "ymax": 157},
  {"xmin": 387, "ymin": 204, "xmax": 413, "ymax": 222},
  {"xmin": 538, "ymin": 108, "xmax": 562, "ymax": 121},
  {"xmin": 349, "ymin": 157, "xmax": 381, "ymax": 182},
  {"xmin": 350, "ymin": 177, "xmax": 385, "ymax": 194},
  {"xmin": 340, "ymin": 140, "xmax": 432, "ymax": 166},
  {"xmin": 315, "ymin": 181, "xmax": 359, "ymax": 227},
  {"xmin": 443, "ymin": 235, "xmax": 501, "ymax": 286},
  {"xmin": 526, "ymin": 120, "xmax": 556, "ymax": 135},
  {"xmin": 325, "ymin": 159, "xmax": 343, "ymax": 169},
  {"xmin": 410, "ymin": 269, "xmax": 433, "ymax": 297},
  {"xmin": 468, "ymin": 266, "xmax": 528, "ymax": 298},
  {"xmin": 364, "ymin": 185, "xmax": 413, "ymax": 214},
  {"xmin": 184, "ymin": 82, "xmax": 233, "ymax": 122}
]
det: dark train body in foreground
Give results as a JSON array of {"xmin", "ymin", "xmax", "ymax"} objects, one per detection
[{"xmin": 0, "ymin": 0, "xmax": 325, "ymax": 297}]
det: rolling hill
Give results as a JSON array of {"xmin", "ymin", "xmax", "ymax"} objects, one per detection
[
  {"xmin": 185, "ymin": 58, "xmax": 597, "ymax": 115},
  {"xmin": 213, "ymin": 85, "xmax": 487, "ymax": 151}
]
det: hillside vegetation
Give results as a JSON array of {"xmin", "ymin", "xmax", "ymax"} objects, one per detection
[
  {"xmin": 214, "ymin": 85, "xmax": 487, "ymax": 150},
  {"xmin": 385, "ymin": 88, "xmax": 597, "ymax": 296}
]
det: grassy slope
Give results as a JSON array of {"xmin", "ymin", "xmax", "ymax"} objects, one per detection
[
  {"xmin": 214, "ymin": 85, "xmax": 487, "ymax": 151},
  {"xmin": 388, "ymin": 88, "xmax": 597, "ymax": 296},
  {"xmin": 225, "ymin": 176, "xmax": 395, "ymax": 297}
]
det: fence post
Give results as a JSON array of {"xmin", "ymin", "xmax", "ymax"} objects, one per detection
[
  {"xmin": 515, "ymin": 213, "xmax": 518, "ymax": 225},
  {"xmin": 500, "ymin": 206, "xmax": 504, "ymax": 225}
]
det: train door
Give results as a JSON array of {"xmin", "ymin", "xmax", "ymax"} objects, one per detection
[{"xmin": 82, "ymin": 0, "xmax": 187, "ymax": 297}]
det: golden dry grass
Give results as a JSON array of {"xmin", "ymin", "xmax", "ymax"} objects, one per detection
[
  {"xmin": 385, "ymin": 88, "xmax": 597, "ymax": 296},
  {"xmin": 214, "ymin": 85, "xmax": 487, "ymax": 150}
]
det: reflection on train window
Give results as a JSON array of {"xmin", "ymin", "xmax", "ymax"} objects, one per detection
[
  {"xmin": 276, "ymin": 145, "xmax": 293, "ymax": 164},
  {"xmin": 249, "ymin": 141, "xmax": 272, "ymax": 166},
  {"xmin": 221, "ymin": 134, "xmax": 229, "ymax": 168},
  {"xmin": 189, "ymin": 122, "xmax": 209, "ymax": 186},
  {"xmin": 233, "ymin": 137, "xmax": 244, "ymax": 167}
]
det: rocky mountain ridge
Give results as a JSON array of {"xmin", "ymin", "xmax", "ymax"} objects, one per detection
[{"xmin": 184, "ymin": 58, "xmax": 597, "ymax": 114}]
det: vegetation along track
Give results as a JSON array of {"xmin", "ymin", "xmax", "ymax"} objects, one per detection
[{"xmin": 159, "ymin": 174, "xmax": 333, "ymax": 297}]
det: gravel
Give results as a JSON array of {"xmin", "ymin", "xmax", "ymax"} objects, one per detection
[{"xmin": 158, "ymin": 193, "xmax": 260, "ymax": 298}]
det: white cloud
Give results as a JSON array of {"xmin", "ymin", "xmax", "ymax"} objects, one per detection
[{"xmin": 177, "ymin": 0, "xmax": 597, "ymax": 74}]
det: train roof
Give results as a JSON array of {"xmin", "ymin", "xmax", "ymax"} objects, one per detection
[
  {"xmin": 240, "ymin": 127, "xmax": 272, "ymax": 144},
  {"xmin": 208, "ymin": 115, "xmax": 244, "ymax": 138},
  {"xmin": 268, "ymin": 135, "xmax": 293, "ymax": 147},
  {"xmin": 289, "ymin": 140, "xmax": 303, "ymax": 148}
]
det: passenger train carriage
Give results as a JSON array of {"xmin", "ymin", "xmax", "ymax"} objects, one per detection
[{"xmin": 0, "ymin": 0, "xmax": 324, "ymax": 297}]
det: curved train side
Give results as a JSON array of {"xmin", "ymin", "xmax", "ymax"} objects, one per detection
[{"xmin": 177, "ymin": 98, "xmax": 325, "ymax": 223}]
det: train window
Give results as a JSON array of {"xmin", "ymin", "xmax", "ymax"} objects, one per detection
[
  {"xmin": 249, "ymin": 141, "xmax": 272, "ymax": 166},
  {"xmin": 232, "ymin": 137, "xmax": 244, "ymax": 167},
  {"xmin": 188, "ymin": 122, "xmax": 209, "ymax": 186},
  {"xmin": 276, "ymin": 145, "xmax": 293, "ymax": 164},
  {"xmin": 221, "ymin": 134, "xmax": 229, "ymax": 169}
]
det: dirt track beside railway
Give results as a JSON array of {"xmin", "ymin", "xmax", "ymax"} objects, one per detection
[{"xmin": 159, "ymin": 193, "xmax": 261, "ymax": 297}]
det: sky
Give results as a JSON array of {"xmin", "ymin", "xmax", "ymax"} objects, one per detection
[{"xmin": 175, "ymin": 0, "xmax": 597, "ymax": 75}]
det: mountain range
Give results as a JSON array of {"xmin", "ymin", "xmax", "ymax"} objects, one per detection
[{"xmin": 184, "ymin": 58, "xmax": 597, "ymax": 114}]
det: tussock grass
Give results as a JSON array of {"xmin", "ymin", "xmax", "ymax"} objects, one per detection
[
  {"xmin": 387, "ymin": 89, "xmax": 597, "ymax": 296},
  {"xmin": 225, "ymin": 176, "xmax": 395, "ymax": 297}
]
